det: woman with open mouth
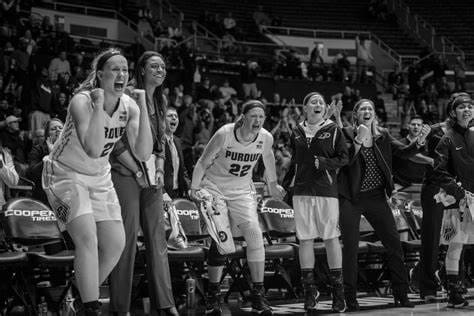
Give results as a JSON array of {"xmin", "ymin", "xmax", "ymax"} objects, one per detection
[
  {"xmin": 432, "ymin": 92, "xmax": 474, "ymax": 308},
  {"xmin": 108, "ymin": 51, "xmax": 179, "ymax": 316},
  {"xmin": 288, "ymin": 92, "xmax": 349, "ymax": 312},
  {"xmin": 42, "ymin": 48, "xmax": 153, "ymax": 316},
  {"xmin": 337, "ymin": 99, "xmax": 430, "ymax": 310}
]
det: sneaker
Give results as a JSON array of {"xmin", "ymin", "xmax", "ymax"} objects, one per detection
[
  {"xmin": 250, "ymin": 288, "xmax": 272, "ymax": 315},
  {"xmin": 331, "ymin": 284, "xmax": 346, "ymax": 312},
  {"xmin": 345, "ymin": 297, "xmax": 360, "ymax": 312},
  {"xmin": 205, "ymin": 294, "xmax": 222, "ymax": 316},
  {"xmin": 448, "ymin": 282, "xmax": 468, "ymax": 308},
  {"xmin": 303, "ymin": 284, "xmax": 319, "ymax": 311}
]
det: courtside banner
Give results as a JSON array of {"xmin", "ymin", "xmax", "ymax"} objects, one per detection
[
  {"xmin": 258, "ymin": 198, "xmax": 295, "ymax": 233},
  {"xmin": 1, "ymin": 198, "xmax": 61, "ymax": 241}
]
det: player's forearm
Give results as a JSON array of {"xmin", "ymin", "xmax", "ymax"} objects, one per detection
[
  {"xmin": 191, "ymin": 160, "xmax": 206, "ymax": 189},
  {"xmin": 83, "ymin": 107, "xmax": 107, "ymax": 158}
]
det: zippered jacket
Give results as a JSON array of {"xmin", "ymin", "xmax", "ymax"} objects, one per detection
[
  {"xmin": 289, "ymin": 121, "xmax": 348, "ymax": 197},
  {"xmin": 433, "ymin": 123, "xmax": 474, "ymax": 201},
  {"xmin": 338, "ymin": 126, "xmax": 421, "ymax": 201}
]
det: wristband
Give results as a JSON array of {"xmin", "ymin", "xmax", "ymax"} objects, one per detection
[{"xmin": 156, "ymin": 168, "xmax": 164, "ymax": 174}]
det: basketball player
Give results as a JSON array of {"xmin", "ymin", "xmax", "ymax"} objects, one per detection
[
  {"xmin": 290, "ymin": 92, "xmax": 348, "ymax": 312},
  {"xmin": 42, "ymin": 48, "xmax": 153, "ymax": 316},
  {"xmin": 190, "ymin": 100, "xmax": 283, "ymax": 316}
]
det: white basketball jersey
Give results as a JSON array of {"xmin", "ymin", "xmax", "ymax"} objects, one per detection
[
  {"xmin": 50, "ymin": 91, "xmax": 130, "ymax": 176},
  {"xmin": 203, "ymin": 123, "xmax": 271, "ymax": 194}
]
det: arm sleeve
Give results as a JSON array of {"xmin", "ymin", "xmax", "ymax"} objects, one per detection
[{"xmin": 432, "ymin": 136, "xmax": 465, "ymax": 200}]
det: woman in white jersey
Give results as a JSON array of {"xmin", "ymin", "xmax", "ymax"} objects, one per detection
[
  {"xmin": 190, "ymin": 100, "xmax": 282, "ymax": 316},
  {"xmin": 42, "ymin": 48, "xmax": 153, "ymax": 315}
]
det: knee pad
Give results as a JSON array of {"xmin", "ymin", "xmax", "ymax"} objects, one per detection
[
  {"xmin": 208, "ymin": 240, "xmax": 227, "ymax": 266},
  {"xmin": 239, "ymin": 221, "xmax": 265, "ymax": 262}
]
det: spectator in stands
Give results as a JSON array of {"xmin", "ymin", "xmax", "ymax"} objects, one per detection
[
  {"xmin": 52, "ymin": 91, "xmax": 68, "ymax": 122},
  {"xmin": 437, "ymin": 76, "xmax": 452, "ymax": 121},
  {"xmin": 10, "ymin": 39, "xmax": 29, "ymax": 97},
  {"xmin": 108, "ymin": 51, "xmax": 178, "ymax": 316},
  {"xmin": 253, "ymin": 5, "xmax": 271, "ymax": 30},
  {"xmin": 222, "ymin": 32, "xmax": 238, "ymax": 54},
  {"xmin": 195, "ymin": 77, "xmax": 212, "ymax": 101},
  {"xmin": 163, "ymin": 107, "xmax": 189, "ymax": 199},
  {"xmin": 454, "ymin": 55, "xmax": 467, "ymax": 91},
  {"xmin": 355, "ymin": 35, "xmax": 374, "ymax": 83},
  {"xmin": 40, "ymin": 15, "xmax": 53, "ymax": 34},
  {"xmin": 332, "ymin": 52, "xmax": 351, "ymax": 82},
  {"xmin": 308, "ymin": 43, "xmax": 326, "ymax": 81},
  {"xmin": 393, "ymin": 116, "xmax": 433, "ymax": 189},
  {"xmin": 1, "ymin": 0, "xmax": 19, "ymax": 26},
  {"xmin": 26, "ymin": 118, "xmax": 63, "ymax": 203},
  {"xmin": 0, "ymin": 97, "xmax": 12, "ymax": 128},
  {"xmin": 20, "ymin": 29, "xmax": 36, "ymax": 56},
  {"xmin": 241, "ymin": 60, "xmax": 259, "ymax": 99},
  {"xmin": 0, "ymin": 137, "xmax": 19, "ymax": 208},
  {"xmin": 218, "ymin": 79, "xmax": 237, "ymax": 102},
  {"xmin": 1, "ymin": 114, "xmax": 27, "ymax": 173},
  {"xmin": 374, "ymin": 91, "xmax": 387, "ymax": 123},
  {"xmin": 338, "ymin": 99, "xmax": 430, "ymax": 310},
  {"xmin": 30, "ymin": 67, "xmax": 53, "ymax": 132},
  {"xmin": 127, "ymin": 36, "xmax": 146, "ymax": 63},
  {"xmin": 223, "ymin": 12, "xmax": 237, "ymax": 35},
  {"xmin": 48, "ymin": 50, "xmax": 70, "ymax": 83},
  {"xmin": 176, "ymin": 96, "xmax": 200, "ymax": 176}
]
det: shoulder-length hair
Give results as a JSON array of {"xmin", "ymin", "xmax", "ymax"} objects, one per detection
[{"xmin": 352, "ymin": 98, "xmax": 381, "ymax": 135}]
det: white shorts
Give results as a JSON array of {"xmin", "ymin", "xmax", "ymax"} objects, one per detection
[
  {"xmin": 42, "ymin": 157, "xmax": 122, "ymax": 231},
  {"xmin": 201, "ymin": 178, "xmax": 259, "ymax": 237},
  {"xmin": 293, "ymin": 195, "xmax": 340, "ymax": 240}
]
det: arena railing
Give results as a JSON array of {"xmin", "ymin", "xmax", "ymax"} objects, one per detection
[{"xmin": 387, "ymin": 0, "xmax": 465, "ymax": 58}]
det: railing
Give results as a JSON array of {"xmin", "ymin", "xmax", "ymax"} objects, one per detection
[
  {"xmin": 260, "ymin": 25, "xmax": 422, "ymax": 70},
  {"xmin": 36, "ymin": 1, "xmax": 138, "ymax": 32},
  {"xmin": 387, "ymin": 0, "xmax": 465, "ymax": 57}
]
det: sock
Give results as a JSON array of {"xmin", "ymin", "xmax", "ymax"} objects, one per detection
[
  {"xmin": 301, "ymin": 268, "xmax": 315, "ymax": 284},
  {"xmin": 208, "ymin": 282, "xmax": 220, "ymax": 294},
  {"xmin": 253, "ymin": 282, "xmax": 264, "ymax": 292},
  {"xmin": 83, "ymin": 300, "xmax": 100, "ymax": 310},
  {"xmin": 447, "ymin": 274, "xmax": 459, "ymax": 284},
  {"xmin": 330, "ymin": 268, "xmax": 342, "ymax": 280}
]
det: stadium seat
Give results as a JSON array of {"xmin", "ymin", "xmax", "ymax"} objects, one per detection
[{"xmin": 0, "ymin": 197, "xmax": 74, "ymax": 314}]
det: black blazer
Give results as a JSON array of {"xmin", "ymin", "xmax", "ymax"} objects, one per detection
[
  {"xmin": 164, "ymin": 135, "xmax": 190, "ymax": 198},
  {"xmin": 338, "ymin": 126, "xmax": 421, "ymax": 201}
]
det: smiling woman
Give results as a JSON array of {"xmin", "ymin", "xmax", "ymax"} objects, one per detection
[{"xmin": 108, "ymin": 51, "xmax": 179, "ymax": 316}]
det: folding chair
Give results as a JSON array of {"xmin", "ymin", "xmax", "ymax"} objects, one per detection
[
  {"xmin": 167, "ymin": 199, "xmax": 209, "ymax": 303},
  {"xmin": 0, "ymin": 197, "xmax": 75, "ymax": 314},
  {"xmin": 223, "ymin": 198, "xmax": 299, "ymax": 301}
]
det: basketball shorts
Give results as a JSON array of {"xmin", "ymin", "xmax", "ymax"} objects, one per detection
[
  {"xmin": 293, "ymin": 195, "xmax": 340, "ymax": 240},
  {"xmin": 42, "ymin": 157, "xmax": 122, "ymax": 231},
  {"xmin": 200, "ymin": 178, "xmax": 259, "ymax": 237}
]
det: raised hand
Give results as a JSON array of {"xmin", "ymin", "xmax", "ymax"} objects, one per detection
[
  {"xmin": 90, "ymin": 88, "xmax": 104, "ymax": 108},
  {"xmin": 131, "ymin": 88, "xmax": 146, "ymax": 107},
  {"xmin": 418, "ymin": 124, "xmax": 431, "ymax": 144},
  {"xmin": 356, "ymin": 124, "xmax": 370, "ymax": 143},
  {"xmin": 46, "ymin": 136, "xmax": 54, "ymax": 153}
]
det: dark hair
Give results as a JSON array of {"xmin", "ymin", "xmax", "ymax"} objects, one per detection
[
  {"xmin": 446, "ymin": 92, "xmax": 472, "ymax": 126},
  {"xmin": 409, "ymin": 115, "xmax": 423, "ymax": 122},
  {"xmin": 130, "ymin": 51, "xmax": 167, "ymax": 139},
  {"xmin": 44, "ymin": 118, "xmax": 64, "ymax": 138}
]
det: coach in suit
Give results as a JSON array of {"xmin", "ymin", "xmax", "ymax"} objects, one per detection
[{"xmin": 164, "ymin": 106, "xmax": 189, "ymax": 199}]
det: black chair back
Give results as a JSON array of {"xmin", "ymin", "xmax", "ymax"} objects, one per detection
[
  {"xmin": 257, "ymin": 198, "xmax": 295, "ymax": 236},
  {"xmin": 173, "ymin": 199, "xmax": 207, "ymax": 238},
  {"xmin": 1, "ymin": 198, "xmax": 61, "ymax": 245}
]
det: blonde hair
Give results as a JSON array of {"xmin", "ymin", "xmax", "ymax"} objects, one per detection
[{"xmin": 74, "ymin": 48, "xmax": 123, "ymax": 93}]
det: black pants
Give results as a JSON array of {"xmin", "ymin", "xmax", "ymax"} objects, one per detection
[
  {"xmin": 419, "ymin": 183, "xmax": 465, "ymax": 295},
  {"xmin": 340, "ymin": 189, "xmax": 409, "ymax": 298}
]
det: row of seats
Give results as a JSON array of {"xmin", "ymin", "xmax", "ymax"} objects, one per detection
[{"xmin": 0, "ymin": 186, "xmax": 437, "ymax": 314}]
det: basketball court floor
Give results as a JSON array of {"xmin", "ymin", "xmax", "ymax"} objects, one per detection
[{"xmin": 99, "ymin": 289, "xmax": 474, "ymax": 315}]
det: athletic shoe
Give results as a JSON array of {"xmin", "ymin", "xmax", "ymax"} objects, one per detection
[
  {"xmin": 250, "ymin": 288, "xmax": 272, "ymax": 315},
  {"xmin": 303, "ymin": 284, "xmax": 319, "ymax": 311}
]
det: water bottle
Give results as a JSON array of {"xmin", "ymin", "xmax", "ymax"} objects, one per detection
[{"xmin": 186, "ymin": 278, "xmax": 196, "ymax": 309}]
